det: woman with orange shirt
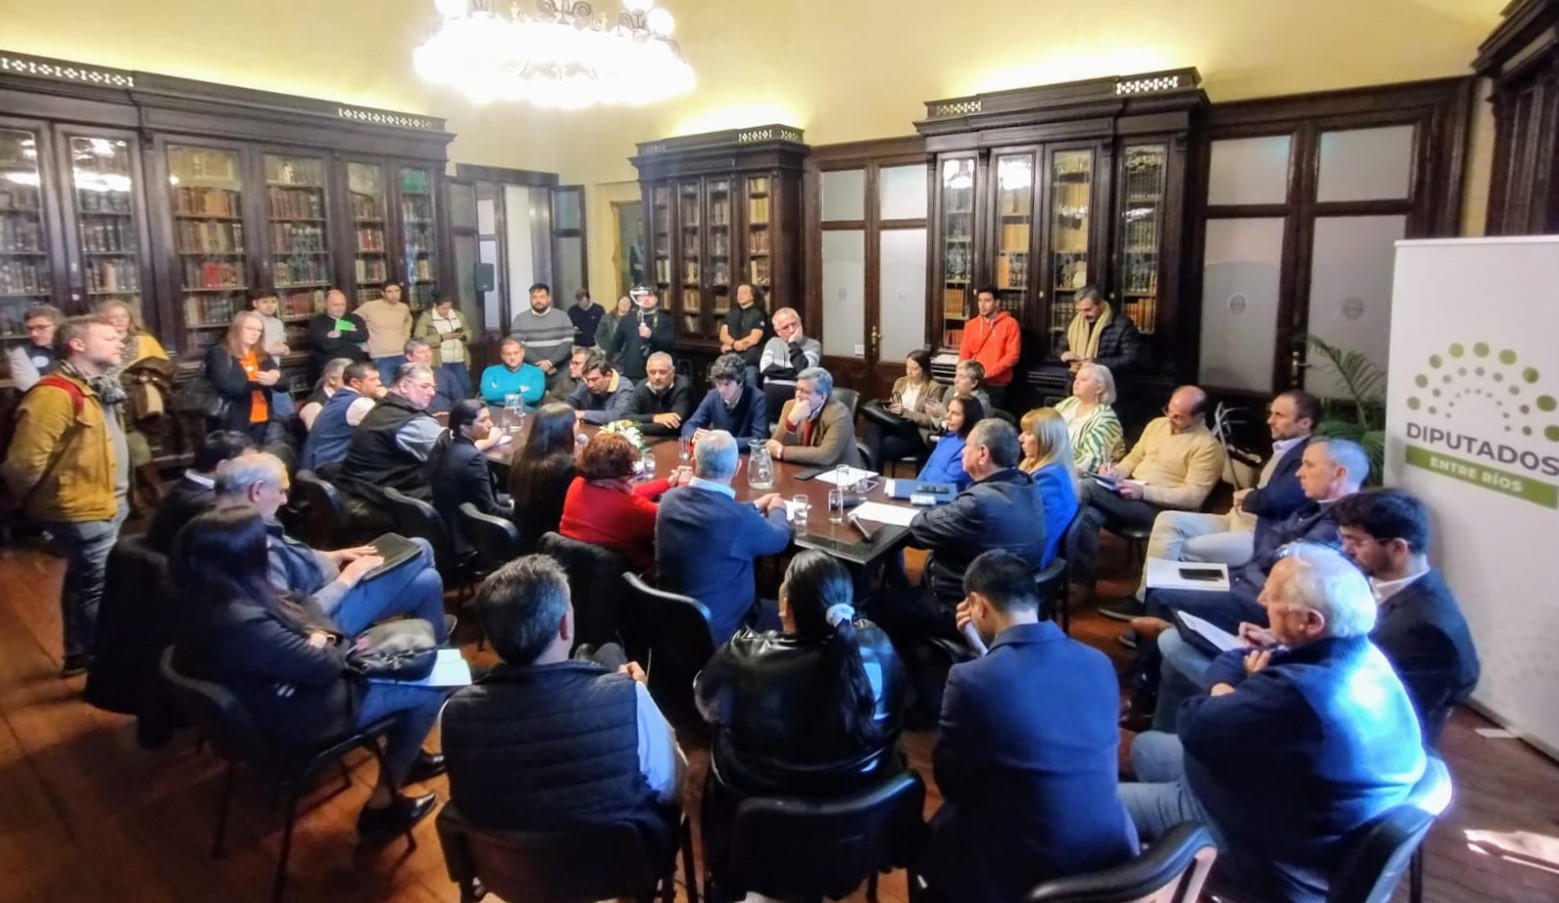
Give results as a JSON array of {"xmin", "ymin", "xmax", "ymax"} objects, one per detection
[
  {"xmin": 205, "ymin": 310, "xmax": 288, "ymax": 448},
  {"xmin": 558, "ymin": 431, "xmax": 689, "ymax": 577}
]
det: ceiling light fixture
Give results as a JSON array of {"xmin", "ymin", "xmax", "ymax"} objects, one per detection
[{"xmin": 414, "ymin": 0, "xmax": 695, "ymax": 109}]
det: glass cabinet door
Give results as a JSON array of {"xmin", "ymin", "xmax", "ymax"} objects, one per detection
[
  {"xmin": 744, "ymin": 175, "xmax": 771, "ymax": 294},
  {"xmin": 168, "ymin": 143, "xmax": 247, "ymax": 351},
  {"xmin": 264, "ymin": 153, "xmax": 329, "ymax": 330},
  {"xmin": 649, "ymin": 183, "xmax": 671, "ymax": 295},
  {"xmin": 1045, "ymin": 147, "xmax": 1094, "ymax": 337},
  {"xmin": 1118, "ymin": 143, "xmax": 1167, "ymax": 335},
  {"xmin": 64, "ymin": 134, "xmax": 143, "ymax": 324},
  {"xmin": 708, "ymin": 178, "xmax": 732, "ymax": 324},
  {"xmin": 399, "ymin": 165, "xmax": 437, "ymax": 311},
  {"xmin": 937, "ymin": 156, "xmax": 976, "ymax": 348},
  {"xmin": 0, "ymin": 128, "xmax": 52, "ymax": 352},
  {"xmin": 348, "ymin": 162, "xmax": 387, "ymax": 304},
  {"xmin": 678, "ymin": 180, "xmax": 702, "ymax": 336},
  {"xmin": 993, "ymin": 152, "xmax": 1035, "ymax": 323}
]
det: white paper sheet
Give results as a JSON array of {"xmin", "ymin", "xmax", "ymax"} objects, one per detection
[
  {"xmin": 1173, "ymin": 610, "xmax": 1242, "ymax": 653},
  {"xmin": 367, "ymin": 648, "xmax": 473, "ymax": 688},
  {"xmin": 814, "ymin": 466, "xmax": 879, "ymax": 487},
  {"xmin": 851, "ymin": 501, "xmax": 920, "ymax": 527},
  {"xmin": 1144, "ymin": 558, "xmax": 1231, "ymax": 591}
]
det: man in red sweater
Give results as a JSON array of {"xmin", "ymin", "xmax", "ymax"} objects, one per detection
[{"xmin": 958, "ymin": 287, "xmax": 1021, "ymax": 410}]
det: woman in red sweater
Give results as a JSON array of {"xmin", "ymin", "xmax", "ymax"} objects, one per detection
[{"xmin": 559, "ymin": 431, "xmax": 687, "ymax": 576}]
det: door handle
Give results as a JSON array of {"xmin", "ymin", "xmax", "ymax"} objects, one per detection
[{"xmin": 869, "ymin": 325, "xmax": 881, "ymax": 359}]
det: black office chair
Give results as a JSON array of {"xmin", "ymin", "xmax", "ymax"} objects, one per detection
[
  {"xmin": 621, "ymin": 572, "xmax": 716, "ymax": 725},
  {"xmin": 1324, "ymin": 756, "xmax": 1452, "ymax": 903},
  {"xmin": 459, "ymin": 502, "xmax": 521, "ymax": 578},
  {"xmin": 1033, "ymin": 555, "xmax": 1072, "ymax": 634},
  {"xmin": 292, "ymin": 469, "xmax": 372, "ymax": 548},
  {"xmin": 159, "ymin": 648, "xmax": 409, "ymax": 903},
  {"xmin": 856, "ymin": 439, "xmax": 878, "ymax": 473},
  {"xmin": 383, "ymin": 486, "xmax": 467, "ymax": 591},
  {"xmin": 764, "ymin": 380, "xmax": 796, "ymax": 426},
  {"xmin": 84, "ymin": 536, "xmax": 187, "ymax": 748},
  {"xmin": 536, "ymin": 532, "xmax": 632, "ymax": 651},
  {"xmin": 436, "ymin": 801, "xmax": 699, "ymax": 903},
  {"xmin": 834, "ymin": 387, "xmax": 861, "ymax": 421},
  {"xmin": 1024, "ymin": 822, "xmax": 1216, "ymax": 903},
  {"xmin": 712, "ymin": 769, "xmax": 926, "ymax": 903}
]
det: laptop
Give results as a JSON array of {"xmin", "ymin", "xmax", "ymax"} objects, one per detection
[{"xmin": 362, "ymin": 533, "xmax": 422, "ymax": 581}]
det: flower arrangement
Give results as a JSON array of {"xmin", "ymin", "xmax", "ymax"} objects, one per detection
[{"xmin": 599, "ymin": 419, "xmax": 647, "ymax": 451}]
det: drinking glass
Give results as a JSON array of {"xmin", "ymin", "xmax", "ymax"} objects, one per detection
[
  {"xmin": 503, "ymin": 393, "xmax": 523, "ymax": 432},
  {"xmin": 791, "ymin": 494, "xmax": 811, "ymax": 536},
  {"xmin": 641, "ymin": 450, "xmax": 657, "ymax": 479},
  {"xmin": 827, "ymin": 489, "xmax": 846, "ymax": 524}
]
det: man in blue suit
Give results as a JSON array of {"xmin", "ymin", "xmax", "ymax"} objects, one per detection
[
  {"xmin": 1121, "ymin": 545, "xmax": 1426, "ymax": 903},
  {"xmin": 920, "ymin": 550, "xmax": 1137, "ymax": 903},
  {"xmin": 655, "ymin": 430, "xmax": 792, "ymax": 644},
  {"xmin": 1335, "ymin": 488, "xmax": 1480, "ymax": 746}
]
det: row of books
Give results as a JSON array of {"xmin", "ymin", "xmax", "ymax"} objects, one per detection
[
  {"xmin": 267, "ymin": 186, "xmax": 324, "ymax": 221},
  {"xmin": 79, "ymin": 218, "xmax": 134, "ymax": 253},
  {"xmin": 410, "ymin": 258, "xmax": 434, "ymax": 282},
  {"xmin": 409, "ymin": 283, "xmax": 436, "ymax": 309},
  {"xmin": 1054, "ymin": 257, "xmax": 1090, "ymax": 291},
  {"xmin": 1120, "ymin": 255, "xmax": 1160, "ymax": 294},
  {"xmin": 182, "ymin": 294, "xmax": 240, "ymax": 326},
  {"xmin": 942, "ymin": 288, "xmax": 966, "ymax": 320},
  {"xmin": 351, "ymin": 193, "xmax": 382, "ymax": 220},
  {"xmin": 1122, "ymin": 295, "xmax": 1159, "ymax": 333},
  {"xmin": 272, "ymin": 259, "xmax": 329, "ymax": 286},
  {"xmin": 748, "ymin": 197, "xmax": 770, "ymax": 225},
  {"xmin": 181, "ymin": 260, "xmax": 244, "ymax": 290},
  {"xmin": 749, "ymin": 258, "xmax": 770, "ymax": 285},
  {"xmin": 264, "ymin": 159, "xmax": 323, "ymax": 188},
  {"xmin": 0, "ymin": 214, "xmax": 46, "ymax": 252},
  {"xmin": 401, "ymin": 197, "xmax": 433, "ymax": 222},
  {"xmin": 995, "ymin": 251, "xmax": 1029, "ymax": 290},
  {"xmin": 356, "ymin": 227, "xmax": 385, "ymax": 252},
  {"xmin": 0, "ymin": 185, "xmax": 41, "ymax": 213},
  {"xmin": 682, "ymin": 289, "xmax": 700, "ymax": 314},
  {"xmin": 0, "ymin": 261, "xmax": 48, "ymax": 294},
  {"xmin": 174, "ymin": 187, "xmax": 240, "ymax": 217},
  {"xmin": 87, "ymin": 259, "xmax": 139, "ymax": 294},
  {"xmin": 945, "ymin": 327, "xmax": 965, "ymax": 347},
  {"xmin": 271, "ymin": 222, "xmax": 326, "ymax": 253},
  {"xmin": 77, "ymin": 189, "xmax": 132, "ymax": 215},
  {"xmin": 750, "ymin": 228, "xmax": 770, "ymax": 253},
  {"xmin": 355, "ymin": 258, "xmax": 388, "ymax": 282},
  {"xmin": 176, "ymin": 219, "xmax": 244, "ymax": 254}
]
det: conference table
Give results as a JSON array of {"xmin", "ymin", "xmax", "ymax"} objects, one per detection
[{"xmin": 480, "ymin": 412, "xmax": 916, "ymax": 567}]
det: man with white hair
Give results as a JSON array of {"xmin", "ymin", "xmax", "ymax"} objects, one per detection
[
  {"xmin": 655, "ymin": 430, "xmax": 792, "ymax": 644},
  {"xmin": 1120, "ymin": 544, "xmax": 1425, "ymax": 902},
  {"xmin": 624, "ymin": 351, "xmax": 694, "ymax": 437},
  {"xmin": 214, "ymin": 453, "xmax": 450, "ymax": 642}
]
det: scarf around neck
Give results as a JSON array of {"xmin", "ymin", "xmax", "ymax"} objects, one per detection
[
  {"xmin": 58, "ymin": 360, "xmax": 127, "ymax": 406},
  {"xmin": 1067, "ymin": 302, "xmax": 1114, "ymax": 362}
]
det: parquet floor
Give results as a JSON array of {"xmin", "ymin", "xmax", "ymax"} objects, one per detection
[{"xmin": 0, "ymin": 535, "xmax": 1556, "ymax": 903}]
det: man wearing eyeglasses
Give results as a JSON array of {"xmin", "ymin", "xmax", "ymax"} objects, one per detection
[
  {"xmin": 1070, "ymin": 386, "xmax": 1226, "ymax": 609},
  {"xmin": 335, "ymin": 362, "xmax": 445, "ymax": 508}
]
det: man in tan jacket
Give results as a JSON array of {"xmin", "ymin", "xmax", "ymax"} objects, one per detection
[
  {"xmin": 1069, "ymin": 385, "xmax": 1225, "ymax": 615},
  {"xmin": 3, "ymin": 315, "xmax": 131, "ymax": 676},
  {"xmin": 766, "ymin": 366, "xmax": 863, "ymax": 468}
]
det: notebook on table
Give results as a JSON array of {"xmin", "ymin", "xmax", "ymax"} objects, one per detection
[{"xmin": 884, "ymin": 479, "xmax": 956, "ymax": 501}]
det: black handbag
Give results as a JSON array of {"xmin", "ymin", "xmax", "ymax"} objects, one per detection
[
  {"xmin": 173, "ymin": 375, "xmax": 230, "ymax": 423},
  {"xmin": 346, "ymin": 619, "xmax": 438, "ymax": 681}
]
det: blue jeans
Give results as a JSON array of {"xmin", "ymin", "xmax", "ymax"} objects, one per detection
[
  {"xmin": 354, "ymin": 680, "xmax": 447, "ymax": 785},
  {"xmin": 1118, "ymin": 732, "xmax": 1219, "ymax": 846},
  {"xmin": 324, "ymin": 538, "xmax": 448, "ymax": 641},
  {"xmin": 43, "ymin": 500, "xmax": 129, "ymax": 659},
  {"xmin": 1152, "ymin": 628, "xmax": 1216, "ymax": 731},
  {"xmin": 441, "ymin": 362, "xmax": 472, "ymax": 399},
  {"xmin": 373, "ymin": 355, "xmax": 403, "ymax": 386}
]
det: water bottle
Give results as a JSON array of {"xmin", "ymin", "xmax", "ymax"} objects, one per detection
[{"xmin": 747, "ymin": 439, "xmax": 774, "ymax": 490}]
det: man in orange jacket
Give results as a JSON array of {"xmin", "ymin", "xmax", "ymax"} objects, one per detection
[{"xmin": 958, "ymin": 287, "xmax": 1021, "ymax": 410}]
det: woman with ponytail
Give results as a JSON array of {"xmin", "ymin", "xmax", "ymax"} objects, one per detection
[{"xmin": 695, "ymin": 551, "xmax": 907, "ymax": 883}]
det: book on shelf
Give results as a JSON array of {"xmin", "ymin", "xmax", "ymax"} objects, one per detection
[
  {"xmin": 79, "ymin": 219, "xmax": 132, "ymax": 253},
  {"xmin": 943, "ymin": 288, "xmax": 967, "ymax": 319},
  {"xmin": 77, "ymin": 189, "xmax": 132, "ymax": 215},
  {"xmin": 1050, "ymin": 297, "xmax": 1077, "ymax": 332},
  {"xmin": 271, "ymin": 223, "xmax": 325, "ymax": 254},
  {"xmin": 182, "ymin": 260, "xmax": 244, "ymax": 289},
  {"xmin": 350, "ymin": 193, "xmax": 381, "ymax": 220},
  {"xmin": 682, "ymin": 288, "xmax": 701, "ymax": 314},
  {"xmin": 0, "ymin": 214, "xmax": 46, "ymax": 252},
  {"xmin": 0, "ymin": 261, "xmax": 48, "ymax": 294},
  {"xmin": 354, "ymin": 258, "xmax": 388, "ymax": 282},
  {"xmin": 747, "ymin": 196, "xmax": 770, "ymax": 224},
  {"xmin": 748, "ymin": 228, "xmax": 770, "ymax": 254},
  {"xmin": 356, "ymin": 227, "xmax": 384, "ymax": 252},
  {"xmin": 945, "ymin": 328, "xmax": 964, "ymax": 347},
  {"xmin": 267, "ymin": 186, "xmax": 323, "ymax": 220},
  {"xmin": 175, "ymin": 187, "xmax": 240, "ymax": 217},
  {"xmin": 749, "ymin": 258, "xmax": 770, "ymax": 286},
  {"xmin": 183, "ymin": 294, "xmax": 239, "ymax": 326},
  {"xmin": 87, "ymin": 260, "xmax": 139, "ymax": 294},
  {"xmin": 273, "ymin": 258, "xmax": 329, "ymax": 286},
  {"xmin": 748, "ymin": 176, "xmax": 769, "ymax": 195},
  {"xmin": 0, "ymin": 184, "xmax": 42, "ymax": 214},
  {"xmin": 177, "ymin": 219, "xmax": 243, "ymax": 253},
  {"xmin": 1124, "ymin": 295, "xmax": 1158, "ymax": 333},
  {"xmin": 1000, "ymin": 222, "xmax": 1030, "ymax": 252},
  {"xmin": 284, "ymin": 290, "xmax": 323, "ymax": 317},
  {"xmin": 654, "ymin": 259, "xmax": 670, "ymax": 283},
  {"xmin": 411, "ymin": 258, "xmax": 434, "ymax": 282}
]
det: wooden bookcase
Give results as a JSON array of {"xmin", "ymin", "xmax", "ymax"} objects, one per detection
[
  {"xmin": 630, "ymin": 126, "xmax": 807, "ymax": 358},
  {"xmin": 0, "ymin": 49, "xmax": 454, "ymax": 373},
  {"xmin": 916, "ymin": 70, "xmax": 1204, "ymax": 389}
]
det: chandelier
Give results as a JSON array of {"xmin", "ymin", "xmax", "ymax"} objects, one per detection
[{"xmin": 414, "ymin": 0, "xmax": 695, "ymax": 109}]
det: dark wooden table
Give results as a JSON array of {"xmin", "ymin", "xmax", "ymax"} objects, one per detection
[{"xmin": 481, "ymin": 413, "xmax": 914, "ymax": 566}]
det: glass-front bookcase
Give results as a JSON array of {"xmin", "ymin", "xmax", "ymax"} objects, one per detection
[
  {"xmin": 0, "ymin": 127, "xmax": 52, "ymax": 353},
  {"xmin": 936, "ymin": 156, "xmax": 976, "ymax": 349},
  {"xmin": 744, "ymin": 174, "xmax": 771, "ymax": 293},
  {"xmin": 993, "ymin": 152, "xmax": 1034, "ymax": 325},
  {"xmin": 1117, "ymin": 143, "xmax": 1167, "ymax": 335},
  {"xmin": 678, "ymin": 180, "xmax": 702, "ymax": 336},
  {"xmin": 168, "ymin": 143, "xmax": 248, "ymax": 352},
  {"xmin": 264, "ymin": 153, "xmax": 330, "ymax": 345},
  {"xmin": 399, "ymin": 165, "xmax": 438, "ymax": 311},
  {"xmin": 708, "ymin": 178, "xmax": 732, "ymax": 325},
  {"xmin": 65, "ymin": 133, "xmax": 145, "ymax": 324},
  {"xmin": 348, "ymin": 162, "xmax": 388, "ymax": 305},
  {"xmin": 1044, "ymin": 147, "xmax": 1096, "ymax": 337}
]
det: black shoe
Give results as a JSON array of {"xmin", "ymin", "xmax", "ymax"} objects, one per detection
[
  {"xmin": 357, "ymin": 792, "xmax": 437, "ymax": 838},
  {"xmin": 1117, "ymin": 629, "xmax": 1138, "ymax": 651},
  {"xmin": 1099, "ymin": 597, "xmax": 1146, "ymax": 623},
  {"xmin": 405, "ymin": 751, "xmax": 446, "ymax": 784},
  {"xmin": 60, "ymin": 653, "xmax": 91, "ymax": 678}
]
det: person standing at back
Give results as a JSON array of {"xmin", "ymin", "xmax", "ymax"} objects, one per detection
[
  {"xmin": 510, "ymin": 283, "xmax": 574, "ymax": 394},
  {"xmin": 603, "ymin": 288, "xmax": 675, "ymax": 381},
  {"xmin": 920, "ymin": 550, "xmax": 1137, "ymax": 903},
  {"xmin": 7, "ymin": 303, "xmax": 63, "ymax": 391},
  {"xmin": 567, "ymin": 288, "xmax": 603, "ymax": 348},
  {"xmin": 306, "ymin": 289, "xmax": 369, "ymax": 375},
  {"xmin": 3, "ymin": 314, "xmax": 130, "ymax": 676},
  {"xmin": 355, "ymin": 282, "xmax": 415, "ymax": 385},
  {"xmin": 1058, "ymin": 285, "xmax": 1143, "ymax": 377},
  {"xmin": 415, "ymin": 295, "xmax": 473, "ymax": 396},
  {"xmin": 719, "ymin": 283, "xmax": 769, "ymax": 388},
  {"xmin": 957, "ymin": 287, "xmax": 1020, "ymax": 410}
]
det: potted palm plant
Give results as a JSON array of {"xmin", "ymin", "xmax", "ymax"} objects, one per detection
[{"xmin": 1299, "ymin": 335, "xmax": 1386, "ymax": 484}]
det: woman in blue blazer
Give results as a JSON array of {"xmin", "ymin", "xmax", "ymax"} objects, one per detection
[{"xmin": 917, "ymin": 394, "xmax": 985, "ymax": 490}]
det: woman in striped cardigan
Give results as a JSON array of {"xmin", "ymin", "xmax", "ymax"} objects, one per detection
[{"xmin": 1053, "ymin": 362, "xmax": 1124, "ymax": 473}]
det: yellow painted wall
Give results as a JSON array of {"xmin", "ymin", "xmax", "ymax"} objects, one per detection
[
  {"xmin": 585, "ymin": 181, "xmax": 647, "ymax": 306},
  {"xmin": 1463, "ymin": 83, "xmax": 1497, "ymax": 236}
]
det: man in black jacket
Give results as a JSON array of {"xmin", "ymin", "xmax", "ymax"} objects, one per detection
[
  {"xmin": 336, "ymin": 363, "xmax": 443, "ymax": 507},
  {"xmin": 877, "ymin": 419, "xmax": 1048, "ymax": 645},
  {"xmin": 625, "ymin": 352, "xmax": 695, "ymax": 437},
  {"xmin": 604, "ymin": 288, "xmax": 676, "ymax": 380},
  {"xmin": 443, "ymin": 555, "xmax": 686, "ymax": 858},
  {"xmin": 306, "ymin": 289, "xmax": 369, "ymax": 376},
  {"xmin": 1057, "ymin": 286, "xmax": 1143, "ymax": 376},
  {"xmin": 144, "ymin": 429, "xmax": 255, "ymax": 552}
]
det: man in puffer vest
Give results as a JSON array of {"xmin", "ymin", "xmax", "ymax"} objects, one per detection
[{"xmin": 442, "ymin": 555, "xmax": 687, "ymax": 861}]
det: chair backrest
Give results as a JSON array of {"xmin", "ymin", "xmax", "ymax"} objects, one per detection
[
  {"xmin": 158, "ymin": 646, "xmax": 274, "ymax": 770},
  {"xmin": 834, "ymin": 387, "xmax": 860, "ymax": 421},
  {"xmin": 292, "ymin": 470, "xmax": 348, "ymax": 550},
  {"xmin": 855, "ymin": 439, "xmax": 878, "ymax": 473},
  {"xmin": 621, "ymin": 572, "xmax": 715, "ymax": 719},
  {"xmin": 1327, "ymin": 756, "xmax": 1452, "ymax": 903},
  {"xmin": 436, "ymin": 801, "xmax": 664, "ymax": 903},
  {"xmin": 459, "ymin": 502, "xmax": 520, "ymax": 577},
  {"xmin": 383, "ymin": 486, "xmax": 456, "ymax": 573},
  {"xmin": 84, "ymin": 536, "xmax": 175, "ymax": 718},
  {"xmin": 1025, "ymin": 822, "xmax": 1217, "ymax": 903},
  {"xmin": 536, "ymin": 531, "xmax": 632, "ymax": 650},
  {"xmin": 989, "ymin": 407, "xmax": 1017, "ymax": 427},
  {"xmin": 763, "ymin": 380, "xmax": 795, "ymax": 425},
  {"xmin": 723, "ymin": 770, "xmax": 926, "ymax": 901}
]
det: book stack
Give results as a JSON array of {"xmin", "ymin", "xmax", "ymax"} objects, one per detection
[{"xmin": 267, "ymin": 186, "xmax": 323, "ymax": 219}]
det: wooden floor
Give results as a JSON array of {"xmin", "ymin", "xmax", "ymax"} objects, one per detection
[{"xmin": 1, "ymin": 536, "xmax": 1557, "ymax": 903}]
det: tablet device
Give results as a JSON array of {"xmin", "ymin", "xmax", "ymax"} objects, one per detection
[
  {"xmin": 362, "ymin": 533, "xmax": 421, "ymax": 581},
  {"xmin": 791, "ymin": 467, "xmax": 826, "ymax": 481},
  {"xmin": 1178, "ymin": 566, "xmax": 1227, "ymax": 583}
]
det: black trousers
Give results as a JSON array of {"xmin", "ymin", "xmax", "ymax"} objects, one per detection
[{"xmin": 1069, "ymin": 480, "xmax": 1163, "ymax": 586}]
